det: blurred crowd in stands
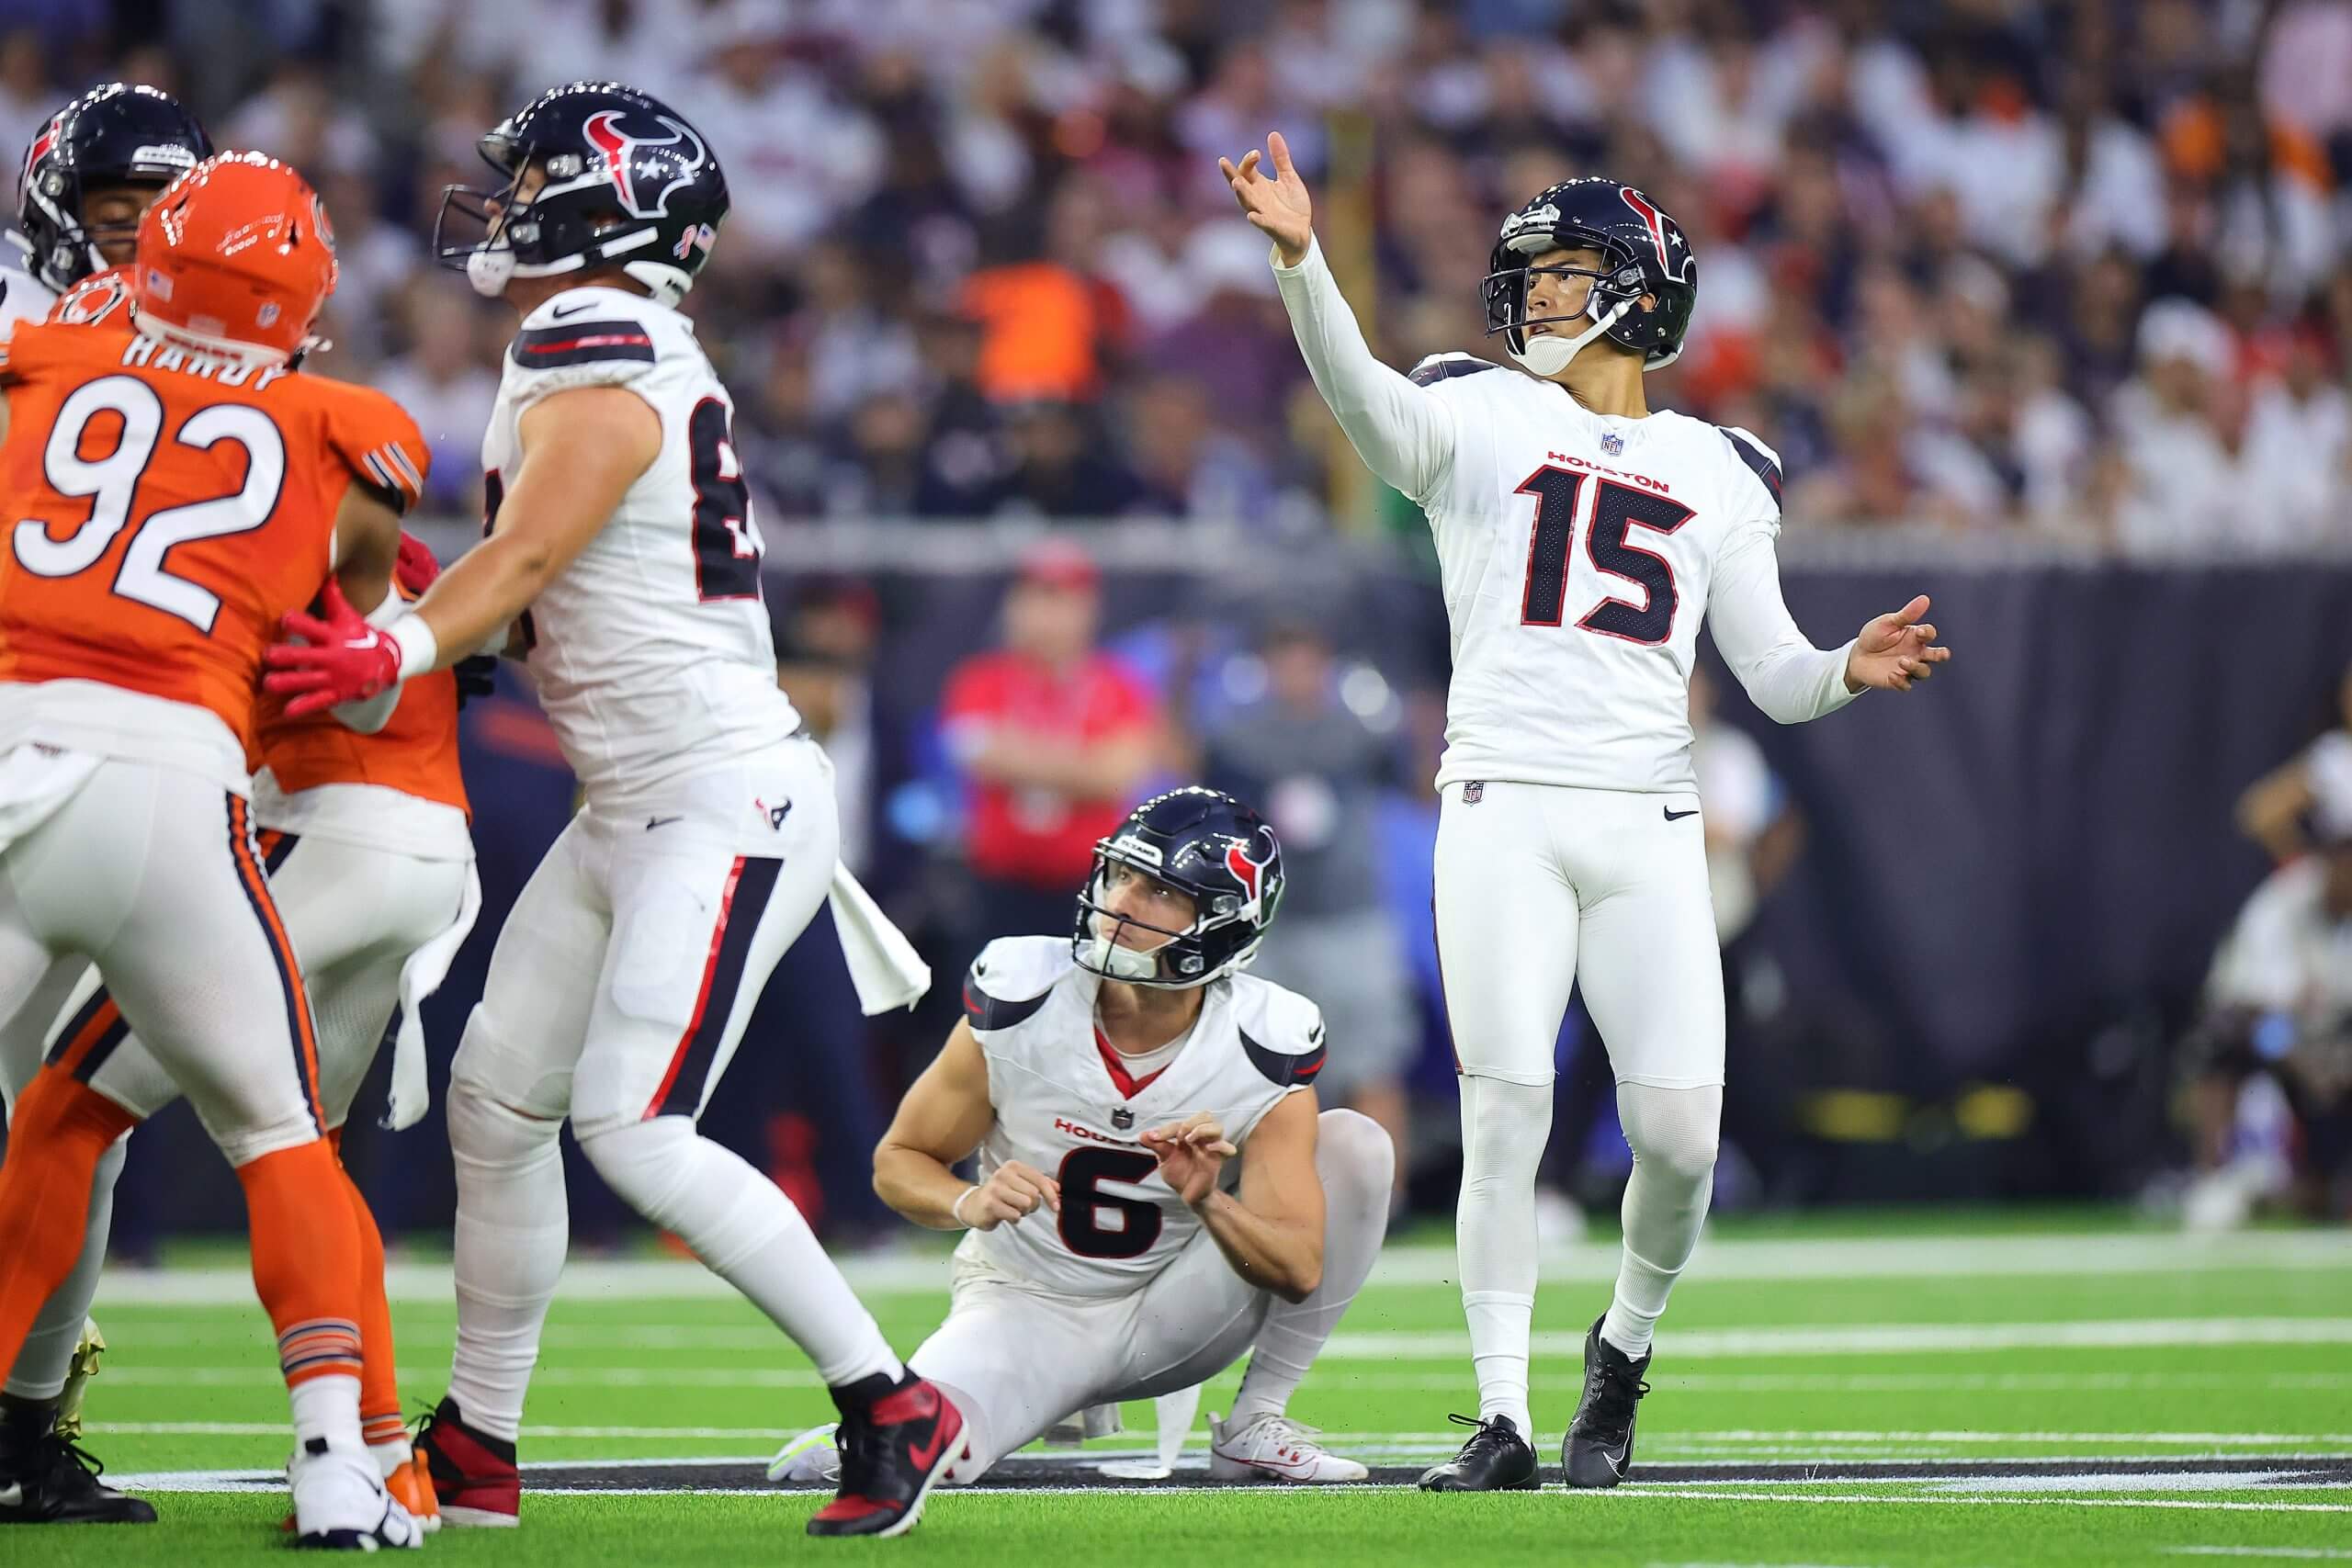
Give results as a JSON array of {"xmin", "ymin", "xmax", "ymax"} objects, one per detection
[{"xmin": 9, "ymin": 0, "xmax": 2351, "ymax": 548}]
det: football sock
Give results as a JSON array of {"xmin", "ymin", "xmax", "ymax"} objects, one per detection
[
  {"xmin": 1455, "ymin": 1074, "xmax": 1552, "ymax": 1437},
  {"xmin": 236, "ymin": 1138, "xmax": 367, "ymax": 1448},
  {"xmin": 1600, "ymin": 1083, "xmax": 1721, "ymax": 1360},
  {"xmin": 327, "ymin": 1130, "xmax": 406, "ymax": 1450},
  {"xmin": 1232, "ymin": 1109, "xmax": 1395, "ymax": 1427},
  {"xmin": 579, "ymin": 1115, "xmax": 902, "ymax": 1387},
  {"xmin": 0, "ymin": 1072, "xmax": 135, "ymax": 1380},
  {"xmin": 4, "ymin": 1131, "xmax": 124, "ymax": 1402},
  {"xmin": 445, "ymin": 1077, "xmax": 568, "ymax": 1446}
]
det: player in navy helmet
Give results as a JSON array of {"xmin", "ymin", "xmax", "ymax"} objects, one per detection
[
  {"xmin": 1073, "ymin": 786, "xmax": 1286, "ymax": 987},
  {"xmin": 1227, "ymin": 134, "xmax": 1951, "ymax": 1493},
  {"xmin": 4, "ymin": 82, "xmax": 209, "ymax": 325},
  {"xmin": 0, "ymin": 79, "xmax": 210, "ymax": 1533},
  {"xmin": 793, "ymin": 787, "xmax": 1394, "ymax": 1489},
  {"xmin": 434, "ymin": 80, "xmax": 729, "ymax": 309},
  {"xmin": 282, "ymin": 79, "xmax": 958, "ymax": 1540}
]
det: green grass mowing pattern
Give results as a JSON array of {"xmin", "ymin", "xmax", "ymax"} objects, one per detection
[
  {"xmin": 51, "ymin": 1222, "xmax": 2352, "ymax": 1562},
  {"xmin": 9, "ymin": 1487, "xmax": 2352, "ymax": 1568}
]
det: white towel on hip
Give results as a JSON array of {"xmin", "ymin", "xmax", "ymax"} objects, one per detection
[
  {"xmin": 827, "ymin": 861, "xmax": 929, "ymax": 1015},
  {"xmin": 382, "ymin": 860, "xmax": 481, "ymax": 1131}
]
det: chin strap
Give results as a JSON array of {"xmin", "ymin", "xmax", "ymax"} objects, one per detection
[{"xmin": 1509, "ymin": 298, "xmax": 1631, "ymax": 377}]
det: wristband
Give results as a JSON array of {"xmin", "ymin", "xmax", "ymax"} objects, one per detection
[
  {"xmin": 950, "ymin": 1185, "xmax": 980, "ymax": 1228},
  {"xmin": 385, "ymin": 614, "xmax": 440, "ymax": 682}
]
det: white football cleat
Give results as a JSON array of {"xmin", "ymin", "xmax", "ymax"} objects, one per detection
[
  {"xmin": 1207, "ymin": 1412, "xmax": 1370, "ymax": 1483},
  {"xmin": 289, "ymin": 1438, "xmax": 423, "ymax": 1550},
  {"xmin": 765, "ymin": 1424, "xmax": 842, "ymax": 1485}
]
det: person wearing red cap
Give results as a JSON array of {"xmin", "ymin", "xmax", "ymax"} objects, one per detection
[{"xmin": 940, "ymin": 544, "xmax": 1160, "ymax": 944}]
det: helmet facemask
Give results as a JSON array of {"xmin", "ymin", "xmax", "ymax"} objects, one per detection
[
  {"xmin": 1072, "ymin": 851, "xmax": 1266, "ymax": 990},
  {"xmin": 1484, "ymin": 237, "xmax": 1654, "ymax": 377},
  {"xmin": 434, "ymin": 141, "xmax": 686, "ymax": 307}
]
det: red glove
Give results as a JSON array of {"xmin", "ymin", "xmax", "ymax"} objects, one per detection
[
  {"xmin": 394, "ymin": 531, "xmax": 441, "ymax": 596},
  {"xmin": 264, "ymin": 580, "xmax": 404, "ymax": 717}
]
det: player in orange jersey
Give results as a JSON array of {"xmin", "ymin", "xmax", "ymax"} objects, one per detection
[
  {"xmin": 30, "ymin": 527, "xmax": 480, "ymax": 1535},
  {"xmin": 0, "ymin": 151, "xmax": 427, "ymax": 1549}
]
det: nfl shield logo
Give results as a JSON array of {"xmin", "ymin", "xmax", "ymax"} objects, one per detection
[
  {"xmin": 1112, "ymin": 1107, "xmax": 1134, "ymax": 1131},
  {"xmin": 1600, "ymin": 432, "xmax": 1624, "ymax": 456},
  {"xmin": 1463, "ymin": 782, "xmax": 1485, "ymax": 804}
]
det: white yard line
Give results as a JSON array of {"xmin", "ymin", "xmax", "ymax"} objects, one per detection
[
  {"xmin": 89, "ymin": 1231, "xmax": 2352, "ymax": 1307},
  {"xmin": 2164, "ymin": 1550, "xmax": 2352, "ymax": 1560},
  {"xmin": 1325, "ymin": 1319, "xmax": 2352, "ymax": 1359}
]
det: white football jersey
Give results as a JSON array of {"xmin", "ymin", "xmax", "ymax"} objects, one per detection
[
  {"xmin": 482, "ymin": 285, "xmax": 798, "ymax": 800},
  {"xmin": 955, "ymin": 935, "xmax": 1326, "ymax": 1300},
  {"xmin": 0, "ymin": 265, "xmax": 55, "ymax": 338},
  {"xmin": 1272, "ymin": 241, "xmax": 1858, "ymax": 796}
]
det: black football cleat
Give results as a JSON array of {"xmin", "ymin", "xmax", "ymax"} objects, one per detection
[
  {"xmin": 412, "ymin": 1397, "xmax": 519, "ymax": 1528},
  {"xmin": 1561, "ymin": 1315, "xmax": 1651, "ymax": 1488},
  {"xmin": 805, "ymin": 1373, "xmax": 965, "ymax": 1539},
  {"xmin": 1416, "ymin": 1413, "xmax": 1540, "ymax": 1492},
  {"xmin": 0, "ymin": 1431, "xmax": 157, "ymax": 1525}
]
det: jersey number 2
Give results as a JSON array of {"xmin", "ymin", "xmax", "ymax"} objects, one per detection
[
  {"xmin": 11, "ymin": 374, "xmax": 284, "ymax": 633},
  {"xmin": 1516, "ymin": 467, "xmax": 1693, "ymax": 644},
  {"xmin": 688, "ymin": 398, "xmax": 760, "ymax": 602},
  {"xmin": 1057, "ymin": 1146, "xmax": 1162, "ymax": 1260}
]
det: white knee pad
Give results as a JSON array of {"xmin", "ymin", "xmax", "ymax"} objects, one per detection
[
  {"xmin": 1616, "ymin": 1083, "xmax": 1721, "ymax": 1185},
  {"xmin": 1314, "ymin": 1108, "xmax": 1396, "ymax": 1201},
  {"xmin": 446, "ymin": 1072, "xmax": 563, "ymax": 1172}
]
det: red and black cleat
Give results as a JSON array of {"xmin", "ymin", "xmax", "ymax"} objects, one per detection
[
  {"xmin": 805, "ymin": 1373, "xmax": 966, "ymax": 1540},
  {"xmin": 411, "ymin": 1398, "xmax": 519, "ymax": 1528}
]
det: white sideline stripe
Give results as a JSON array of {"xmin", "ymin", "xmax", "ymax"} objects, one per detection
[
  {"xmin": 96, "ymin": 1473, "xmax": 2352, "ymax": 1513},
  {"xmin": 88, "ymin": 1231, "xmax": 2352, "ymax": 1306},
  {"xmin": 1326, "ymin": 1319, "xmax": 2352, "ymax": 1359}
]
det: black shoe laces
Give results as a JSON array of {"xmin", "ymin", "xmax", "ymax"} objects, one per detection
[
  {"xmin": 831, "ymin": 1413, "xmax": 883, "ymax": 1496},
  {"xmin": 1443, "ymin": 1412, "xmax": 1523, "ymax": 1459},
  {"xmin": 40, "ymin": 1433, "xmax": 108, "ymax": 1490},
  {"xmin": 1581, "ymin": 1358, "xmax": 1650, "ymax": 1439}
]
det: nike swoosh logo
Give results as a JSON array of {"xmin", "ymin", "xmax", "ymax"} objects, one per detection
[
  {"xmin": 645, "ymin": 815, "xmax": 683, "ymax": 830},
  {"xmin": 548, "ymin": 300, "xmax": 600, "ymax": 319},
  {"xmin": 1663, "ymin": 807, "xmax": 1699, "ymax": 821},
  {"xmin": 909, "ymin": 1423, "xmax": 945, "ymax": 1472},
  {"xmin": 0, "ymin": 1480, "xmax": 19, "ymax": 1506}
]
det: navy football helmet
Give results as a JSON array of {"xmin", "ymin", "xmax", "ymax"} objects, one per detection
[
  {"xmin": 1074, "ymin": 787, "xmax": 1284, "ymax": 989},
  {"xmin": 1482, "ymin": 176, "xmax": 1696, "ymax": 375},
  {"xmin": 14, "ymin": 83, "xmax": 210, "ymax": 294},
  {"xmin": 435, "ymin": 82, "xmax": 728, "ymax": 308}
]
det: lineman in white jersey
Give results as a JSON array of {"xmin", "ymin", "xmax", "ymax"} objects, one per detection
[
  {"xmin": 265, "ymin": 83, "xmax": 962, "ymax": 1540},
  {"xmin": 850, "ymin": 789, "xmax": 1392, "ymax": 1483},
  {"xmin": 0, "ymin": 82, "xmax": 209, "ymax": 1528},
  {"xmin": 1224, "ymin": 139, "xmax": 1951, "ymax": 1492}
]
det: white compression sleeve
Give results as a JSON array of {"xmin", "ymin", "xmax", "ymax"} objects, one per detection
[
  {"xmin": 1456, "ymin": 1074, "xmax": 1553, "ymax": 1437},
  {"xmin": 1600, "ymin": 1083, "xmax": 1722, "ymax": 1359},
  {"xmin": 1271, "ymin": 238, "xmax": 1458, "ymax": 503},
  {"xmin": 1706, "ymin": 528, "xmax": 1860, "ymax": 724}
]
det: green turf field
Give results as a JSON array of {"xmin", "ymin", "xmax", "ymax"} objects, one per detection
[{"xmin": 25, "ymin": 1213, "xmax": 2352, "ymax": 1565}]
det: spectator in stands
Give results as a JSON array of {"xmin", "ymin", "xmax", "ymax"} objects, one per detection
[
  {"xmin": 370, "ymin": 281, "xmax": 499, "ymax": 515},
  {"xmin": 940, "ymin": 540, "xmax": 1159, "ymax": 946},
  {"xmin": 1205, "ymin": 617, "xmax": 1416, "ymax": 1200},
  {"xmin": 2177, "ymin": 775, "xmax": 2352, "ymax": 1226}
]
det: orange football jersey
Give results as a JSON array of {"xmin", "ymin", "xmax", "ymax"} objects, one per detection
[
  {"xmin": 0, "ymin": 322, "xmax": 428, "ymax": 749},
  {"xmin": 253, "ymin": 584, "xmax": 471, "ymax": 819}
]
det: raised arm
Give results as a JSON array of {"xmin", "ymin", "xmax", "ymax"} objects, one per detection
[{"xmin": 1222, "ymin": 132, "xmax": 1457, "ymax": 504}]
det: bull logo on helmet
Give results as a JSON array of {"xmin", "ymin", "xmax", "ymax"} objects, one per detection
[
  {"xmin": 1224, "ymin": 839, "xmax": 1277, "ymax": 922},
  {"xmin": 581, "ymin": 108, "xmax": 707, "ymax": 220}
]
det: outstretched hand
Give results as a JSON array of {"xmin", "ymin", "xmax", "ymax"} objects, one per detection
[
  {"xmin": 264, "ymin": 580, "xmax": 402, "ymax": 716},
  {"xmin": 1219, "ymin": 131, "xmax": 1314, "ymax": 267},
  {"xmin": 1844, "ymin": 594, "xmax": 1951, "ymax": 693}
]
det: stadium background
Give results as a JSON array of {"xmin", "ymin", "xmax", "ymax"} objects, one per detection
[{"xmin": 3, "ymin": 0, "xmax": 2348, "ymax": 1244}]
